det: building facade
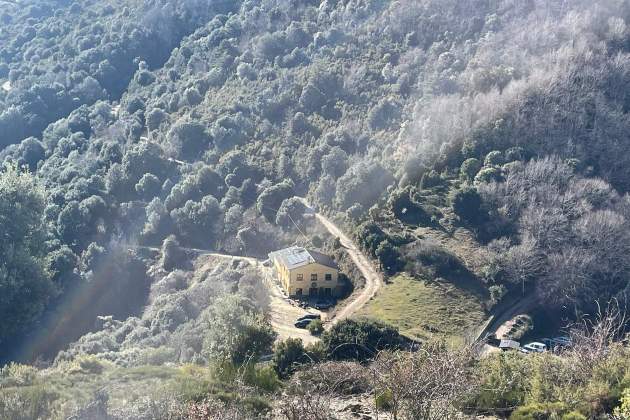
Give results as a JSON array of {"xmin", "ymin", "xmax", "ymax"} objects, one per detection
[{"xmin": 268, "ymin": 246, "xmax": 341, "ymax": 298}]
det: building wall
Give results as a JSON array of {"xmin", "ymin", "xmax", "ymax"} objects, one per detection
[
  {"xmin": 272, "ymin": 258, "xmax": 291, "ymax": 292},
  {"xmin": 287, "ymin": 263, "xmax": 340, "ymax": 298}
]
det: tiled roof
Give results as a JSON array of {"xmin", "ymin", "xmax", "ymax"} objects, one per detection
[{"xmin": 268, "ymin": 246, "xmax": 339, "ymax": 270}]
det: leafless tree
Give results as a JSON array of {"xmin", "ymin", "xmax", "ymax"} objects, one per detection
[
  {"xmin": 279, "ymin": 361, "xmax": 370, "ymax": 420},
  {"xmin": 368, "ymin": 341, "xmax": 478, "ymax": 420},
  {"xmin": 565, "ymin": 300, "xmax": 628, "ymax": 379}
]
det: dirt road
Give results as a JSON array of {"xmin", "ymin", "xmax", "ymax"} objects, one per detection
[
  {"xmin": 308, "ymin": 207, "xmax": 384, "ymax": 325},
  {"xmin": 260, "ymin": 265, "xmax": 321, "ymax": 345}
]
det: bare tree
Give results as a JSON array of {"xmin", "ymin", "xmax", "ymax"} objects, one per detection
[
  {"xmin": 279, "ymin": 361, "xmax": 370, "ymax": 420},
  {"xmin": 368, "ymin": 341, "xmax": 478, "ymax": 420}
]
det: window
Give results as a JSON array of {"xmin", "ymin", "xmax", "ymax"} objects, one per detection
[
  {"xmin": 296, "ymin": 273, "xmax": 303, "ymax": 281},
  {"xmin": 311, "ymin": 273, "xmax": 317, "ymax": 281},
  {"xmin": 295, "ymin": 288, "xmax": 303, "ymax": 296},
  {"xmin": 325, "ymin": 273, "xmax": 332, "ymax": 281}
]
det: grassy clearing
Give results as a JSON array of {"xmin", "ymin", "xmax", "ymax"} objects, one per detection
[{"xmin": 358, "ymin": 273, "xmax": 486, "ymax": 346}]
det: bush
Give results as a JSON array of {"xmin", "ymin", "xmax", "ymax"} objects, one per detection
[
  {"xmin": 0, "ymin": 385, "xmax": 58, "ymax": 420},
  {"xmin": 245, "ymin": 365, "xmax": 281, "ymax": 393},
  {"xmin": 375, "ymin": 241, "xmax": 403, "ymax": 274},
  {"xmin": 450, "ymin": 186, "xmax": 484, "ymax": 225},
  {"xmin": 420, "ymin": 169, "xmax": 443, "ymax": 189},
  {"xmin": 0, "ymin": 364, "xmax": 38, "ymax": 387},
  {"xmin": 307, "ymin": 319, "xmax": 324, "ymax": 336},
  {"xmin": 375, "ymin": 389, "xmax": 394, "ymax": 410},
  {"xmin": 474, "ymin": 167, "xmax": 503, "ymax": 184},
  {"xmin": 321, "ymin": 319, "xmax": 403, "ymax": 362},
  {"xmin": 509, "ymin": 402, "xmax": 570, "ymax": 420},
  {"xmin": 273, "ymin": 338, "xmax": 310, "ymax": 378},
  {"xmin": 460, "ymin": 158, "xmax": 482, "ymax": 182},
  {"xmin": 161, "ymin": 235, "xmax": 184, "ymax": 271},
  {"xmin": 484, "ymin": 150, "xmax": 504, "ymax": 167}
]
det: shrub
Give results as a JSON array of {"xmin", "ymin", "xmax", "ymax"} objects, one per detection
[
  {"xmin": 509, "ymin": 402, "xmax": 570, "ymax": 420},
  {"xmin": 405, "ymin": 240, "xmax": 461, "ymax": 278},
  {"xmin": 273, "ymin": 338, "xmax": 310, "ymax": 378},
  {"xmin": 375, "ymin": 241, "xmax": 403, "ymax": 274},
  {"xmin": 0, "ymin": 385, "xmax": 58, "ymax": 420},
  {"xmin": 307, "ymin": 319, "xmax": 324, "ymax": 336},
  {"xmin": 246, "ymin": 365, "xmax": 281, "ymax": 393},
  {"xmin": 450, "ymin": 186, "xmax": 484, "ymax": 225},
  {"xmin": 460, "ymin": 158, "xmax": 482, "ymax": 182},
  {"xmin": 420, "ymin": 169, "xmax": 443, "ymax": 189},
  {"xmin": 161, "ymin": 235, "xmax": 184, "ymax": 271},
  {"xmin": 375, "ymin": 389, "xmax": 394, "ymax": 410},
  {"xmin": 321, "ymin": 319, "xmax": 403, "ymax": 362},
  {"xmin": 0, "ymin": 363, "xmax": 38, "ymax": 387},
  {"xmin": 484, "ymin": 150, "xmax": 504, "ymax": 167},
  {"xmin": 474, "ymin": 167, "xmax": 503, "ymax": 184},
  {"xmin": 613, "ymin": 388, "xmax": 630, "ymax": 419}
]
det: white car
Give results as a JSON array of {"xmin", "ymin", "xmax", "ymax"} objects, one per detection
[{"xmin": 520, "ymin": 342, "xmax": 547, "ymax": 353}]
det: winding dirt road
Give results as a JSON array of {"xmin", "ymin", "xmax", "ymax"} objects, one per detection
[{"xmin": 304, "ymin": 203, "xmax": 384, "ymax": 325}]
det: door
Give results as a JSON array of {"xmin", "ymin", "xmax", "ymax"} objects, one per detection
[{"xmin": 309, "ymin": 287, "xmax": 318, "ymax": 296}]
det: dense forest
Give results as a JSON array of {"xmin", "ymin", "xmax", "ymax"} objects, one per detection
[{"xmin": 1, "ymin": 0, "xmax": 630, "ymax": 418}]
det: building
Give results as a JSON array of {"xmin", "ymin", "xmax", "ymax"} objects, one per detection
[
  {"xmin": 268, "ymin": 246, "xmax": 341, "ymax": 298},
  {"xmin": 499, "ymin": 339, "xmax": 520, "ymax": 351}
]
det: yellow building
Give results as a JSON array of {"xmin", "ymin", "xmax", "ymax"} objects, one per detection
[{"xmin": 268, "ymin": 246, "xmax": 341, "ymax": 298}]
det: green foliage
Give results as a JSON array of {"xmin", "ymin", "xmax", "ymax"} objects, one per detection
[
  {"xmin": 246, "ymin": 364, "xmax": 281, "ymax": 393},
  {"xmin": 375, "ymin": 241, "xmax": 403, "ymax": 275},
  {"xmin": 614, "ymin": 388, "xmax": 630, "ymax": 419},
  {"xmin": 0, "ymin": 363, "xmax": 38, "ymax": 387},
  {"xmin": 307, "ymin": 319, "xmax": 324, "ymax": 336},
  {"xmin": 420, "ymin": 169, "xmax": 443, "ymax": 189},
  {"xmin": 321, "ymin": 318, "xmax": 403, "ymax": 362},
  {"xmin": 170, "ymin": 195, "xmax": 223, "ymax": 248},
  {"xmin": 0, "ymin": 164, "xmax": 53, "ymax": 343},
  {"xmin": 0, "ymin": 385, "xmax": 58, "ymax": 420},
  {"xmin": 160, "ymin": 235, "xmax": 183, "ymax": 271},
  {"xmin": 484, "ymin": 150, "xmax": 504, "ymax": 167},
  {"xmin": 460, "ymin": 158, "xmax": 482, "ymax": 182},
  {"xmin": 256, "ymin": 180, "xmax": 294, "ymax": 222},
  {"xmin": 474, "ymin": 166, "xmax": 504, "ymax": 184},
  {"xmin": 510, "ymin": 402, "xmax": 570, "ymax": 419},
  {"xmin": 273, "ymin": 338, "xmax": 310, "ymax": 378},
  {"xmin": 202, "ymin": 294, "xmax": 276, "ymax": 365},
  {"xmin": 375, "ymin": 389, "xmax": 394, "ymax": 411},
  {"xmin": 470, "ymin": 352, "xmax": 530, "ymax": 414},
  {"xmin": 450, "ymin": 186, "xmax": 484, "ymax": 225}
]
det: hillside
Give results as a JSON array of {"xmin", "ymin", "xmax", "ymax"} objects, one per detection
[{"xmin": 1, "ymin": 0, "xmax": 630, "ymax": 418}]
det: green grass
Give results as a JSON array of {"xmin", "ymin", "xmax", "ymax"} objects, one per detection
[{"xmin": 358, "ymin": 273, "xmax": 486, "ymax": 346}]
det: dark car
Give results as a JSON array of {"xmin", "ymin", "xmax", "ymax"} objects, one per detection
[
  {"xmin": 313, "ymin": 301, "xmax": 334, "ymax": 310},
  {"xmin": 297, "ymin": 313, "xmax": 321, "ymax": 322},
  {"xmin": 294, "ymin": 319, "xmax": 313, "ymax": 329}
]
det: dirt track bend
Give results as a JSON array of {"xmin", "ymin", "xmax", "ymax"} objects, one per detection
[{"xmin": 304, "ymin": 203, "xmax": 384, "ymax": 325}]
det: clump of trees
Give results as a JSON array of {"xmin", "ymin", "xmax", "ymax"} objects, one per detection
[
  {"xmin": 478, "ymin": 157, "xmax": 630, "ymax": 314},
  {"xmin": 0, "ymin": 164, "xmax": 53, "ymax": 344}
]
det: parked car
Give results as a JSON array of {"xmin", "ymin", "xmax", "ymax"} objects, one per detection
[
  {"xmin": 297, "ymin": 313, "xmax": 321, "ymax": 322},
  {"xmin": 520, "ymin": 342, "xmax": 547, "ymax": 353},
  {"xmin": 313, "ymin": 300, "xmax": 334, "ymax": 310},
  {"xmin": 294, "ymin": 319, "xmax": 313, "ymax": 329}
]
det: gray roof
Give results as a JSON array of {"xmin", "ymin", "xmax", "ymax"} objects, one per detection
[
  {"xmin": 499, "ymin": 339, "xmax": 520, "ymax": 349},
  {"xmin": 268, "ymin": 246, "xmax": 339, "ymax": 270}
]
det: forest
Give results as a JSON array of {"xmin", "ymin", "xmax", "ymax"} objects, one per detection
[{"xmin": 1, "ymin": 0, "xmax": 630, "ymax": 418}]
